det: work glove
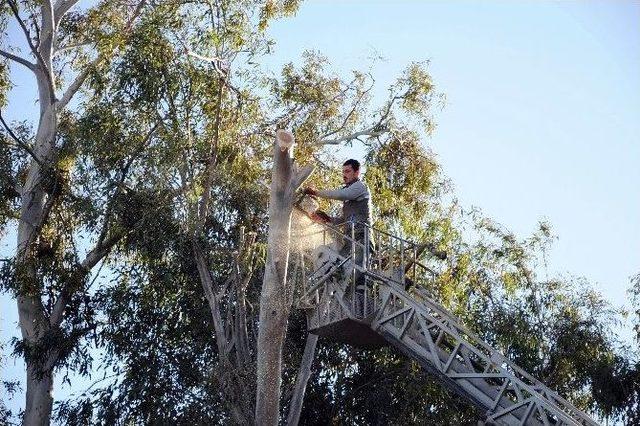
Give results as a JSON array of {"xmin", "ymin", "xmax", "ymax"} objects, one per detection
[{"xmin": 303, "ymin": 187, "xmax": 318, "ymax": 196}]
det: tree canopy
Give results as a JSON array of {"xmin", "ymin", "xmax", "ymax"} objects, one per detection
[{"xmin": 0, "ymin": 1, "xmax": 638, "ymax": 425}]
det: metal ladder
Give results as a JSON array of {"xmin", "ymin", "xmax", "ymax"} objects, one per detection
[{"xmin": 293, "ymin": 221, "xmax": 599, "ymax": 426}]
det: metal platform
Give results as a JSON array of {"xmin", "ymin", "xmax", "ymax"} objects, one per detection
[
  {"xmin": 309, "ymin": 317, "xmax": 388, "ymax": 349},
  {"xmin": 292, "ymin": 222, "xmax": 600, "ymax": 426}
]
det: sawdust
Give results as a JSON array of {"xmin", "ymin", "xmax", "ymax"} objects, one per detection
[{"xmin": 290, "ymin": 210, "xmax": 330, "ymax": 253}]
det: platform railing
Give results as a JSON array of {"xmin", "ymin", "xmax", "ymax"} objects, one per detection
[
  {"xmin": 294, "ymin": 220, "xmax": 438, "ymax": 297},
  {"xmin": 290, "ymin": 220, "xmax": 599, "ymax": 426}
]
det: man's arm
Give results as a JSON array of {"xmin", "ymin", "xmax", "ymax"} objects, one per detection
[{"xmin": 315, "ymin": 181, "xmax": 368, "ymax": 201}]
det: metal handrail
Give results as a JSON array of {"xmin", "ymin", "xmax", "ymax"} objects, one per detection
[{"xmin": 291, "ymin": 220, "xmax": 598, "ymax": 426}]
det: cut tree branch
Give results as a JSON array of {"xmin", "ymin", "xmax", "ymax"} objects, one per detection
[{"xmin": 291, "ymin": 165, "xmax": 315, "ymax": 191}]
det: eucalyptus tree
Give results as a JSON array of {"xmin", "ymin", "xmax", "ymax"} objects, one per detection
[
  {"xmin": 3, "ymin": 1, "xmax": 633, "ymax": 425},
  {"xmin": 42, "ymin": 28, "xmax": 446, "ymax": 426},
  {"xmin": 0, "ymin": 0, "xmax": 402, "ymax": 423},
  {"xmin": 1, "ymin": 0, "xmax": 292, "ymax": 421},
  {"xmin": 0, "ymin": 1, "xmax": 155, "ymax": 423}
]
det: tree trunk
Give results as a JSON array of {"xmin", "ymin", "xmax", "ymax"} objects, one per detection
[
  {"xmin": 23, "ymin": 364, "xmax": 53, "ymax": 426},
  {"xmin": 255, "ymin": 131, "xmax": 313, "ymax": 425},
  {"xmin": 17, "ymin": 101, "xmax": 58, "ymax": 426},
  {"xmin": 286, "ymin": 333, "xmax": 318, "ymax": 426}
]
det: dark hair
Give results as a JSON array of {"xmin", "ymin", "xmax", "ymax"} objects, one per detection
[{"xmin": 343, "ymin": 159, "xmax": 360, "ymax": 172}]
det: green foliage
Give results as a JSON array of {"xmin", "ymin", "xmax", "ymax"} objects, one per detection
[
  {"xmin": 87, "ymin": 259, "xmax": 225, "ymax": 424},
  {"xmin": 298, "ymin": 342, "xmax": 482, "ymax": 425},
  {"xmin": 1, "ymin": 0, "xmax": 637, "ymax": 424},
  {"xmin": 0, "ymin": 138, "xmax": 19, "ymax": 233},
  {"xmin": 392, "ymin": 61, "xmax": 445, "ymax": 134},
  {"xmin": 0, "ymin": 59, "xmax": 11, "ymax": 107},
  {"xmin": 0, "ymin": 341, "xmax": 20, "ymax": 423},
  {"xmin": 258, "ymin": 0, "xmax": 300, "ymax": 31},
  {"xmin": 365, "ymin": 129, "xmax": 441, "ymax": 235}
]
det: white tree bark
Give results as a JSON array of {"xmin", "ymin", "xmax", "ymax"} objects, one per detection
[
  {"xmin": 255, "ymin": 130, "xmax": 313, "ymax": 425},
  {"xmin": 17, "ymin": 79, "xmax": 58, "ymax": 426},
  {"xmin": 23, "ymin": 366, "xmax": 54, "ymax": 426}
]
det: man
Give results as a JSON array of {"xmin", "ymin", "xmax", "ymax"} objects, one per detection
[{"xmin": 304, "ymin": 159, "xmax": 373, "ymax": 269}]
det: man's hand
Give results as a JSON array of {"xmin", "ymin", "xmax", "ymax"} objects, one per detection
[
  {"xmin": 303, "ymin": 186, "xmax": 318, "ymax": 196},
  {"xmin": 310, "ymin": 210, "xmax": 332, "ymax": 224}
]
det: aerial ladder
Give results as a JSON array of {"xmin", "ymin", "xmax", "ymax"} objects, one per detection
[{"xmin": 291, "ymin": 220, "xmax": 599, "ymax": 426}]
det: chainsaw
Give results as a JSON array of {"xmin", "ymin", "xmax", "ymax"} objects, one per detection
[{"xmin": 293, "ymin": 191, "xmax": 332, "ymax": 224}]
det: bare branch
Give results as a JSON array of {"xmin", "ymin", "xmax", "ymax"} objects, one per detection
[
  {"xmin": 40, "ymin": 0, "xmax": 55, "ymax": 53},
  {"xmin": 81, "ymin": 231, "xmax": 124, "ymax": 272},
  {"xmin": 53, "ymin": 41, "xmax": 91, "ymax": 57},
  {"xmin": 56, "ymin": 65, "xmax": 90, "ymax": 109},
  {"xmin": 7, "ymin": 0, "xmax": 55, "ymax": 95},
  {"xmin": 215, "ymin": 275, "xmax": 234, "ymax": 300},
  {"xmin": 53, "ymin": 0, "xmax": 81, "ymax": 26},
  {"xmin": 0, "ymin": 49, "xmax": 36, "ymax": 71},
  {"xmin": 315, "ymin": 88, "xmax": 405, "ymax": 147},
  {"xmin": 185, "ymin": 49, "xmax": 226, "ymax": 67},
  {"xmin": 31, "ymin": 8, "xmax": 41, "ymax": 48},
  {"xmin": 0, "ymin": 111, "xmax": 44, "ymax": 165},
  {"xmin": 286, "ymin": 333, "xmax": 318, "ymax": 426},
  {"xmin": 193, "ymin": 241, "xmax": 230, "ymax": 357},
  {"xmin": 174, "ymin": 30, "xmax": 246, "ymax": 110},
  {"xmin": 316, "ymin": 126, "xmax": 385, "ymax": 146}
]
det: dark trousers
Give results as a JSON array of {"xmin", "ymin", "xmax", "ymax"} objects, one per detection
[{"xmin": 338, "ymin": 230, "xmax": 375, "ymax": 286}]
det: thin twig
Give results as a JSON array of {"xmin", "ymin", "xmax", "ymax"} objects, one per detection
[
  {"xmin": 0, "ymin": 111, "xmax": 44, "ymax": 165},
  {"xmin": 320, "ymin": 72, "xmax": 375, "ymax": 140}
]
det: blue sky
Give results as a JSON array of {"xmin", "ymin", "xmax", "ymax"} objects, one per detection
[{"xmin": 1, "ymin": 0, "xmax": 639, "ymax": 421}]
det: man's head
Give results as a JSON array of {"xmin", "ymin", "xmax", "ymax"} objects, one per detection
[{"xmin": 342, "ymin": 159, "xmax": 360, "ymax": 184}]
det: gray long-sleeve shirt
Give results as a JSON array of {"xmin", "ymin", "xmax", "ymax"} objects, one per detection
[
  {"xmin": 316, "ymin": 179, "xmax": 369, "ymax": 202},
  {"xmin": 316, "ymin": 179, "xmax": 372, "ymax": 227}
]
